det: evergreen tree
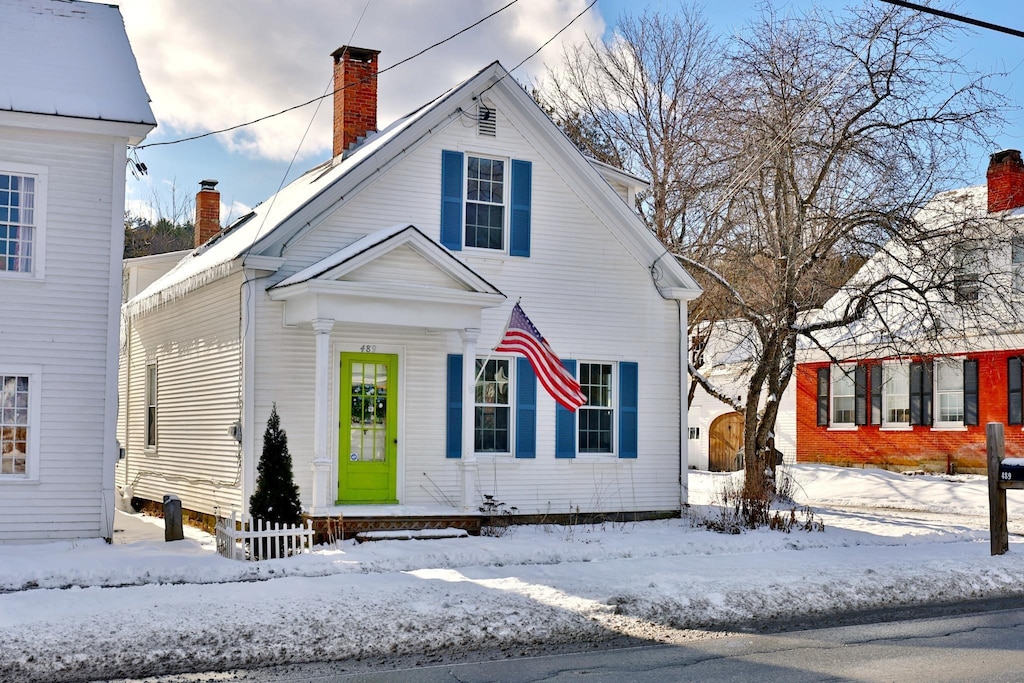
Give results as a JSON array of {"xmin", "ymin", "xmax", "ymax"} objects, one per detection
[{"xmin": 249, "ymin": 404, "xmax": 303, "ymax": 526}]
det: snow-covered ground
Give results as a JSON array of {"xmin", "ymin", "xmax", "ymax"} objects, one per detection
[{"xmin": 2, "ymin": 464, "xmax": 1023, "ymax": 682}]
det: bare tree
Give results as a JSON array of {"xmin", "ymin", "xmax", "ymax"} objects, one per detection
[
  {"xmin": 676, "ymin": 3, "xmax": 1004, "ymax": 506},
  {"xmin": 549, "ymin": 2, "xmax": 1006, "ymax": 510}
]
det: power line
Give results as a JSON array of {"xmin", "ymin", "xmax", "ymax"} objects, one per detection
[
  {"xmin": 134, "ymin": 0, "xmax": 521, "ymax": 150},
  {"xmin": 877, "ymin": 1, "xmax": 1024, "ymax": 39}
]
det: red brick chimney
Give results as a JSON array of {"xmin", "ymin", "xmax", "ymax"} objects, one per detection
[
  {"xmin": 332, "ymin": 46, "xmax": 380, "ymax": 158},
  {"xmin": 987, "ymin": 149, "xmax": 1024, "ymax": 213},
  {"xmin": 194, "ymin": 179, "xmax": 220, "ymax": 248}
]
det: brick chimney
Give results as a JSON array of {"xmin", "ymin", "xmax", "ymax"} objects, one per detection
[
  {"xmin": 332, "ymin": 46, "xmax": 380, "ymax": 158},
  {"xmin": 987, "ymin": 149, "xmax": 1024, "ymax": 213},
  {"xmin": 194, "ymin": 179, "xmax": 220, "ymax": 248}
]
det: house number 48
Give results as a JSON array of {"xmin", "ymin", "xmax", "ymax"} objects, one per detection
[{"xmin": 360, "ymin": 344, "xmax": 377, "ymax": 353}]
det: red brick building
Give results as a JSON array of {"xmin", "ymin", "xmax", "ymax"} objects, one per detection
[{"xmin": 796, "ymin": 150, "xmax": 1024, "ymax": 474}]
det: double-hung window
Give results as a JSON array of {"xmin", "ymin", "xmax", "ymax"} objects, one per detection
[
  {"xmin": 831, "ymin": 366, "xmax": 857, "ymax": 427},
  {"xmin": 578, "ymin": 362, "xmax": 614, "ymax": 453},
  {"xmin": 1, "ymin": 368, "xmax": 39, "ymax": 479},
  {"xmin": 934, "ymin": 359, "xmax": 964, "ymax": 427},
  {"xmin": 440, "ymin": 150, "xmax": 531, "ymax": 256},
  {"xmin": 474, "ymin": 358, "xmax": 511, "ymax": 453},
  {"xmin": 1012, "ymin": 236, "xmax": 1024, "ymax": 293},
  {"xmin": 465, "ymin": 156, "xmax": 506, "ymax": 250},
  {"xmin": 0, "ymin": 167, "xmax": 42, "ymax": 277},
  {"xmin": 145, "ymin": 363, "xmax": 158, "ymax": 449},
  {"xmin": 882, "ymin": 363, "xmax": 910, "ymax": 427}
]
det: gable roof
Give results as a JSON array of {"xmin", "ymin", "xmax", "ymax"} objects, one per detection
[
  {"xmin": 0, "ymin": 0, "xmax": 155, "ymax": 126},
  {"xmin": 127, "ymin": 60, "xmax": 700, "ymax": 316}
]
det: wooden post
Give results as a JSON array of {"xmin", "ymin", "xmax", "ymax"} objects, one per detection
[{"xmin": 987, "ymin": 422, "xmax": 1009, "ymax": 556}]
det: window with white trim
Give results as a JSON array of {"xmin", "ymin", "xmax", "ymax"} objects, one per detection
[
  {"xmin": 0, "ymin": 169, "xmax": 41, "ymax": 276},
  {"xmin": 882, "ymin": 362, "xmax": 910, "ymax": 426},
  {"xmin": 953, "ymin": 243, "xmax": 984, "ymax": 303},
  {"xmin": 1, "ymin": 374, "xmax": 30, "ymax": 476},
  {"xmin": 145, "ymin": 363, "xmax": 158, "ymax": 449},
  {"xmin": 465, "ymin": 155, "xmax": 506, "ymax": 250},
  {"xmin": 934, "ymin": 359, "xmax": 964, "ymax": 426},
  {"xmin": 474, "ymin": 358, "xmax": 512, "ymax": 453},
  {"xmin": 1012, "ymin": 236, "xmax": 1024, "ymax": 293},
  {"xmin": 579, "ymin": 362, "xmax": 614, "ymax": 453},
  {"xmin": 831, "ymin": 365, "xmax": 856, "ymax": 426}
]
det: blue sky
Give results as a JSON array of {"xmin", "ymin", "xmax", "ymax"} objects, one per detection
[{"xmin": 117, "ymin": 0, "xmax": 1022, "ymax": 225}]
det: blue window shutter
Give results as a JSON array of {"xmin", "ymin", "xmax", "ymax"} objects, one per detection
[
  {"xmin": 446, "ymin": 354, "xmax": 462, "ymax": 458},
  {"xmin": 515, "ymin": 357, "xmax": 536, "ymax": 458},
  {"xmin": 619, "ymin": 362, "xmax": 638, "ymax": 458},
  {"xmin": 509, "ymin": 159, "xmax": 531, "ymax": 257},
  {"xmin": 555, "ymin": 359, "xmax": 577, "ymax": 458},
  {"xmin": 440, "ymin": 150, "xmax": 464, "ymax": 251}
]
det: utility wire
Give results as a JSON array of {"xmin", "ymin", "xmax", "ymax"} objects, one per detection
[
  {"xmin": 877, "ymin": 1, "xmax": 1024, "ymax": 39},
  {"xmin": 135, "ymin": 0, "xmax": 521, "ymax": 150}
]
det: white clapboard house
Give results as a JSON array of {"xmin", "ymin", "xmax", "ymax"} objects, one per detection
[
  {"xmin": 118, "ymin": 47, "xmax": 700, "ymax": 535},
  {"xmin": 1, "ymin": 0, "xmax": 155, "ymax": 541}
]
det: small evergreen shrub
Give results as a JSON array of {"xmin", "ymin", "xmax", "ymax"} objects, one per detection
[{"xmin": 249, "ymin": 404, "xmax": 303, "ymax": 528}]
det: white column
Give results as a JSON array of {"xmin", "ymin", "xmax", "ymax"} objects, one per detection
[
  {"xmin": 459, "ymin": 328, "xmax": 481, "ymax": 510},
  {"xmin": 310, "ymin": 318, "xmax": 335, "ymax": 515}
]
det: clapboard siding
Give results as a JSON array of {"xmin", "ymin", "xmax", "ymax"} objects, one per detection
[
  {"xmin": 116, "ymin": 274, "xmax": 244, "ymax": 517},
  {"xmin": 256, "ymin": 98, "xmax": 683, "ymax": 515},
  {"xmin": 0, "ymin": 124, "xmax": 131, "ymax": 542}
]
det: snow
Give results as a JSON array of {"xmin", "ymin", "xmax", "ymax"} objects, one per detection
[
  {"xmin": 3, "ymin": 464, "xmax": 1024, "ymax": 681},
  {"xmin": 0, "ymin": 0, "xmax": 155, "ymax": 126}
]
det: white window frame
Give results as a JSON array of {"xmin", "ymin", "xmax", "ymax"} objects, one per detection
[
  {"xmin": 463, "ymin": 154, "xmax": 507, "ymax": 253},
  {"xmin": 0, "ymin": 162, "xmax": 47, "ymax": 280},
  {"xmin": 881, "ymin": 362, "xmax": 911, "ymax": 428},
  {"xmin": 578, "ymin": 361, "xmax": 616, "ymax": 455},
  {"xmin": 145, "ymin": 362, "xmax": 158, "ymax": 451},
  {"xmin": 830, "ymin": 364, "xmax": 857, "ymax": 428},
  {"xmin": 0, "ymin": 365, "xmax": 42, "ymax": 482},
  {"xmin": 1012, "ymin": 236, "xmax": 1024, "ymax": 293},
  {"xmin": 933, "ymin": 358, "xmax": 965, "ymax": 429},
  {"xmin": 474, "ymin": 356, "xmax": 514, "ymax": 455}
]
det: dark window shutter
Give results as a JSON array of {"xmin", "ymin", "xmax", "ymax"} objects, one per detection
[
  {"xmin": 515, "ymin": 357, "xmax": 536, "ymax": 458},
  {"xmin": 509, "ymin": 159, "xmax": 532, "ymax": 257},
  {"xmin": 854, "ymin": 364, "xmax": 867, "ymax": 426},
  {"xmin": 870, "ymin": 364, "xmax": 882, "ymax": 425},
  {"xmin": 446, "ymin": 354, "xmax": 462, "ymax": 458},
  {"xmin": 555, "ymin": 359, "xmax": 577, "ymax": 458},
  {"xmin": 816, "ymin": 368, "xmax": 830, "ymax": 426},
  {"xmin": 618, "ymin": 362, "xmax": 638, "ymax": 458},
  {"xmin": 963, "ymin": 359, "xmax": 979, "ymax": 426},
  {"xmin": 1009, "ymin": 357, "xmax": 1023, "ymax": 425},
  {"xmin": 440, "ymin": 150, "xmax": 464, "ymax": 251},
  {"xmin": 910, "ymin": 361, "xmax": 933, "ymax": 426}
]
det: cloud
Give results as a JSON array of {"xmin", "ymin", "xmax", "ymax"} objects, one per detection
[{"xmin": 116, "ymin": 0, "xmax": 605, "ymax": 163}]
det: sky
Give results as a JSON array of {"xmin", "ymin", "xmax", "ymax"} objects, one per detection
[
  {"xmin": 2, "ymin": 464, "xmax": 1024, "ymax": 680},
  {"xmin": 114, "ymin": 0, "xmax": 1024, "ymax": 227}
]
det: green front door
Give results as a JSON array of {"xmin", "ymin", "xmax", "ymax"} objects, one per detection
[{"xmin": 338, "ymin": 353, "xmax": 398, "ymax": 503}]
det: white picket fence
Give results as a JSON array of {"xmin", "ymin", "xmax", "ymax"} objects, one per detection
[{"xmin": 215, "ymin": 512, "xmax": 315, "ymax": 561}]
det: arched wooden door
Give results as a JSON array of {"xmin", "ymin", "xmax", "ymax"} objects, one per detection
[{"xmin": 709, "ymin": 412, "xmax": 744, "ymax": 472}]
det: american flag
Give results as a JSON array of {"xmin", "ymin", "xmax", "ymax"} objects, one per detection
[{"xmin": 495, "ymin": 303, "xmax": 587, "ymax": 412}]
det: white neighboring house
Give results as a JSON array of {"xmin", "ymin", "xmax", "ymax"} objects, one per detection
[
  {"xmin": 117, "ymin": 47, "xmax": 701, "ymax": 533},
  {"xmin": 687, "ymin": 321, "xmax": 797, "ymax": 472},
  {"xmin": 0, "ymin": 0, "xmax": 155, "ymax": 541}
]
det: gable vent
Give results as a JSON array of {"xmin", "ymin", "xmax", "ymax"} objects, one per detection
[{"xmin": 477, "ymin": 105, "xmax": 496, "ymax": 137}]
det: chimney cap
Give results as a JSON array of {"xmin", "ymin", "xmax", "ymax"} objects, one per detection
[
  {"xmin": 331, "ymin": 45, "xmax": 380, "ymax": 63},
  {"xmin": 989, "ymin": 149, "xmax": 1022, "ymax": 167},
  {"xmin": 199, "ymin": 179, "xmax": 219, "ymax": 191}
]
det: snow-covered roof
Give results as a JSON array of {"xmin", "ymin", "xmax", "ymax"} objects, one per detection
[
  {"xmin": 126, "ymin": 59, "xmax": 701, "ymax": 316},
  {"xmin": 0, "ymin": 0, "xmax": 155, "ymax": 126}
]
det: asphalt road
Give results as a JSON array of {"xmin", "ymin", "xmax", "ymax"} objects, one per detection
[{"xmin": 116, "ymin": 598, "xmax": 1024, "ymax": 683}]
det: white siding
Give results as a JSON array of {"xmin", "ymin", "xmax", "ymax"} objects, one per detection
[
  {"xmin": 116, "ymin": 274, "xmax": 244, "ymax": 517},
  {"xmin": 0, "ymin": 125, "xmax": 126, "ymax": 541},
  {"xmin": 254, "ymin": 96, "xmax": 685, "ymax": 515}
]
